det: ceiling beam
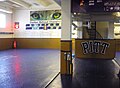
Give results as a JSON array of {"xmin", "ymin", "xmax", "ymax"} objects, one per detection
[
  {"xmin": 54, "ymin": 0, "xmax": 61, "ymax": 6},
  {"xmin": 35, "ymin": 0, "xmax": 53, "ymax": 7},
  {"xmin": 0, "ymin": 5, "xmax": 12, "ymax": 13},
  {"xmin": 9, "ymin": 0, "xmax": 31, "ymax": 8}
]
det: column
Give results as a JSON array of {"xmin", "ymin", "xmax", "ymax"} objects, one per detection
[
  {"xmin": 61, "ymin": 0, "xmax": 72, "ymax": 75},
  {"xmin": 108, "ymin": 21, "xmax": 114, "ymax": 39},
  {"xmin": 77, "ymin": 22, "xmax": 82, "ymax": 38}
]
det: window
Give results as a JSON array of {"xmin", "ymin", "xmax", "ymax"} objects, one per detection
[{"xmin": 0, "ymin": 13, "xmax": 6, "ymax": 28}]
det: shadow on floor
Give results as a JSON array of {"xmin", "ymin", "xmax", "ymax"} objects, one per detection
[{"xmin": 48, "ymin": 74, "xmax": 120, "ymax": 88}]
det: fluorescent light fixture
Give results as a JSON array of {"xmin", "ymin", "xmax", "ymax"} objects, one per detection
[
  {"xmin": 114, "ymin": 23, "xmax": 120, "ymax": 25},
  {"xmin": 0, "ymin": 0, "xmax": 6, "ymax": 1},
  {"xmin": 113, "ymin": 12, "xmax": 120, "ymax": 17},
  {"xmin": 0, "ymin": 9, "xmax": 12, "ymax": 13},
  {"xmin": 116, "ymin": 12, "xmax": 120, "ymax": 17}
]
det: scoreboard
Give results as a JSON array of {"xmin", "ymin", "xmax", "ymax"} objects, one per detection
[{"xmin": 72, "ymin": 0, "xmax": 120, "ymax": 13}]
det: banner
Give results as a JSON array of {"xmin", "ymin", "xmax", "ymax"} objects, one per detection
[{"xmin": 75, "ymin": 39, "xmax": 116, "ymax": 59}]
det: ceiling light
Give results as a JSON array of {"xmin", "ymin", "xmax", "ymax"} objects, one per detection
[
  {"xmin": 113, "ymin": 12, "xmax": 120, "ymax": 17},
  {"xmin": 74, "ymin": 13, "xmax": 76, "ymax": 15},
  {"xmin": 0, "ymin": 0, "xmax": 6, "ymax": 1},
  {"xmin": 0, "ymin": 9, "xmax": 12, "ymax": 13},
  {"xmin": 116, "ymin": 12, "xmax": 120, "ymax": 17}
]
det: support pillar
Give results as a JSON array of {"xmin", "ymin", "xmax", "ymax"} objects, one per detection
[
  {"xmin": 61, "ymin": 0, "xmax": 72, "ymax": 75},
  {"xmin": 77, "ymin": 22, "xmax": 82, "ymax": 38},
  {"xmin": 108, "ymin": 21, "xmax": 114, "ymax": 39}
]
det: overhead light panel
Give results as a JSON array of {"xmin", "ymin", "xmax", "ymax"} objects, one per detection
[
  {"xmin": 0, "ymin": 9, "xmax": 12, "ymax": 13},
  {"xmin": 116, "ymin": 12, "xmax": 120, "ymax": 17}
]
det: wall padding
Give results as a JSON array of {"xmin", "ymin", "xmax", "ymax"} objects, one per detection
[
  {"xmin": 0, "ymin": 38, "xmax": 13, "ymax": 50},
  {"xmin": 15, "ymin": 38, "xmax": 61, "ymax": 49}
]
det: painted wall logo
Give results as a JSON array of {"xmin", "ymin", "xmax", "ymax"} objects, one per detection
[
  {"xmin": 30, "ymin": 10, "xmax": 61, "ymax": 21},
  {"xmin": 81, "ymin": 41, "xmax": 110, "ymax": 54}
]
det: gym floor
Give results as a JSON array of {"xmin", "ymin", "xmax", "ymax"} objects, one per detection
[
  {"xmin": 0, "ymin": 49, "xmax": 120, "ymax": 88},
  {"xmin": 0, "ymin": 49, "xmax": 60, "ymax": 88}
]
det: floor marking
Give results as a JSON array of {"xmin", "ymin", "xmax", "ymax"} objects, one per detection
[{"xmin": 44, "ymin": 72, "xmax": 60, "ymax": 88}]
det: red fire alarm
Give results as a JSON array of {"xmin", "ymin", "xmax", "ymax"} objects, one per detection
[{"xmin": 14, "ymin": 22, "xmax": 19, "ymax": 29}]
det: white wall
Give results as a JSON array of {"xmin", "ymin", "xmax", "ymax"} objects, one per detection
[
  {"xmin": 108, "ymin": 22, "xmax": 114, "ymax": 39},
  {"xmin": 13, "ymin": 10, "xmax": 61, "ymax": 38},
  {"xmin": 0, "ymin": 12, "xmax": 13, "ymax": 38},
  {"xmin": 96, "ymin": 22, "xmax": 108, "ymax": 39},
  {"xmin": 72, "ymin": 21, "xmax": 82, "ymax": 38},
  {"xmin": 13, "ymin": 10, "xmax": 30, "ymax": 31}
]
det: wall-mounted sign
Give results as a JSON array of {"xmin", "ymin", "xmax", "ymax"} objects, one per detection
[
  {"xmin": 75, "ymin": 39, "xmax": 116, "ymax": 59},
  {"xmin": 81, "ymin": 40, "xmax": 110, "ymax": 54},
  {"xmin": 30, "ymin": 10, "xmax": 61, "ymax": 21},
  {"xmin": 26, "ymin": 22, "xmax": 61, "ymax": 30},
  {"xmin": 14, "ymin": 22, "xmax": 19, "ymax": 29},
  {"xmin": 72, "ymin": 0, "xmax": 120, "ymax": 13}
]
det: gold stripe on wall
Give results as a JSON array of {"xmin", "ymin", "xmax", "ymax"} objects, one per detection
[
  {"xmin": 116, "ymin": 39, "xmax": 120, "ymax": 51},
  {"xmin": 61, "ymin": 40, "xmax": 72, "ymax": 51},
  {"xmin": 60, "ymin": 40, "xmax": 72, "ymax": 74},
  {"xmin": 15, "ymin": 38, "xmax": 60, "ymax": 49},
  {"xmin": 0, "ymin": 38, "xmax": 13, "ymax": 50}
]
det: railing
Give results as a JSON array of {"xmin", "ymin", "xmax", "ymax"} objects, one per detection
[
  {"xmin": 96, "ymin": 30, "xmax": 103, "ymax": 39},
  {"xmin": 86, "ymin": 28, "xmax": 103, "ymax": 39}
]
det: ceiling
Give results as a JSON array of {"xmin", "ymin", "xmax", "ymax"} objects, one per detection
[{"xmin": 0, "ymin": 0, "xmax": 61, "ymax": 11}]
